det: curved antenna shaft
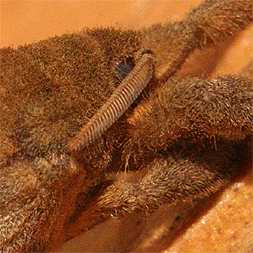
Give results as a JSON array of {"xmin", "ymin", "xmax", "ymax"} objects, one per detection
[{"xmin": 68, "ymin": 50, "xmax": 154, "ymax": 153}]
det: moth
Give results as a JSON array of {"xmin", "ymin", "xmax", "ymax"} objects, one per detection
[{"xmin": 0, "ymin": 0, "xmax": 252, "ymax": 252}]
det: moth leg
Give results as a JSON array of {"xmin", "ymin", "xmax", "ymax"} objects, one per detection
[
  {"xmin": 64, "ymin": 141, "xmax": 244, "ymax": 240},
  {"xmin": 142, "ymin": 0, "xmax": 253, "ymax": 81},
  {"xmin": 0, "ymin": 156, "xmax": 84, "ymax": 253},
  {"xmin": 127, "ymin": 75, "xmax": 253, "ymax": 157}
]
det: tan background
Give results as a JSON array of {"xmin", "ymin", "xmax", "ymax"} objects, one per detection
[
  {"xmin": 1, "ymin": 0, "xmax": 201, "ymax": 47},
  {"xmin": 1, "ymin": 1, "xmax": 253, "ymax": 252}
]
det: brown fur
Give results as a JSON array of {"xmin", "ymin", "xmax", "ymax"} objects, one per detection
[
  {"xmin": 124, "ymin": 75, "xmax": 253, "ymax": 168},
  {"xmin": 0, "ymin": 0, "xmax": 252, "ymax": 251},
  {"xmin": 65, "ymin": 141, "xmax": 246, "ymax": 239}
]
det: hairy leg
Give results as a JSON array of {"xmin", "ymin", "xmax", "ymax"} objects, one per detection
[
  {"xmin": 65, "ymin": 141, "xmax": 245, "ymax": 240},
  {"xmin": 125, "ymin": 75, "xmax": 252, "ymax": 165},
  {"xmin": 142, "ymin": 0, "xmax": 253, "ymax": 81}
]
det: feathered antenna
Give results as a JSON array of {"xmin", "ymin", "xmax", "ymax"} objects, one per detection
[{"xmin": 68, "ymin": 49, "xmax": 154, "ymax": 153}]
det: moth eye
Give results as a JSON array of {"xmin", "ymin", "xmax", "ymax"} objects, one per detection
[{"xmin": 115, "ymin": 56, "xmax": 135, "ymax": 81}]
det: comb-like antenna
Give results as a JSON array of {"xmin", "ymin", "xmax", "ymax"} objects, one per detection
[{"xmin": 68, "ymin": 49, "xmax": 154, "ymax": 153}]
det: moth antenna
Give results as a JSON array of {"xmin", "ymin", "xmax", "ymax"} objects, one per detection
[{"xmin": 68, "ymin": 49, "xmax": 154, "ymax": 153}]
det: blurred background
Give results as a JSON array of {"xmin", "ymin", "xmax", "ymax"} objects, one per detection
[{"xmin": 1, "ymin": 0, "xmax": 201, "ymax": 47}]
